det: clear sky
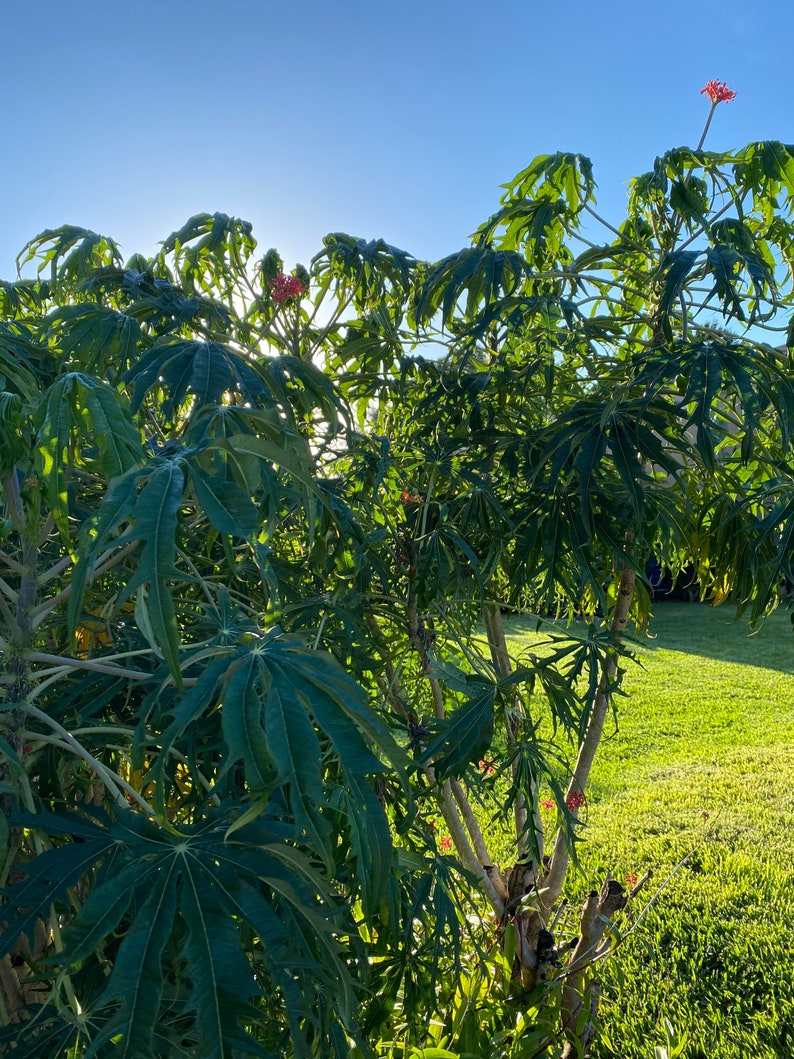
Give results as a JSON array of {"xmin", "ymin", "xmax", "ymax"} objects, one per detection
[{"xmin": 1, "ymin": 0, "xmax": 791, "ymax": 276}]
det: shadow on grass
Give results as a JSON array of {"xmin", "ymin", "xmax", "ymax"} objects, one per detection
[{"xmin": 641, "ymin": 601, "xmax": 794, "ymax": 675}]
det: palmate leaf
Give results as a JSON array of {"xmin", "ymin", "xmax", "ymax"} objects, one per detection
[
  {"xmin": 656, "ymin": 249, "xmax": 699, "ymax": 341},
  {"xmin": 703, "ymin": 244, "xmax": 744, "ymax": 319},
  {"xmin": 0, "ymin": 810, "xmax": 118, "ymax": 959},
  {"xmin": 414, "ymin": 247, "xmax": 526, "ymax": 327},
  {"xmin": 217, "ymin": 633, "xmax": 405, "ymax": 864},
  {"xmin": 159, "ymin": 212, "xmax": 257, "ymax": 296},
  {"xmin": 46, "ymin": 303, "xmax": 143, "ymax": 374},
  {"xmin": 34, "ymin": 371, "xmax": 144, "ymax": 540},
  {"xmin": 6, "ymin": 806, "xmax": 362, "ymax": 1058},
  {"xmin": 69, "ymin": 456, "xmax": 185, "ymax": 680},
  {"xmin": 125, "ymin": 339, "xmax": 248, "ymax": 418},
  {"xmin": 503, "ymin": 152, "xmax": 596, "ymax": 209},
  {"xmin": 421, "ymin": 677, "xmax": 496, "ymax": 781},
  {"xmin": 733, "ymin": 141, "xmax": 794, "ymax": 213},
  {"xmin": 314, "ymin": 233, "xmax": 417, "ymax": 310},
  {"xmin": 634, "ymin": 340, "xmax": 794, "ymax": 463},
  {"xmin": 479, "ymin": 199, "xmax": 568, "ymax": 261},
  {"xmin": 17, "ymin": 225, "xmax": 122, "ymax": 289},
  {"xmin": 152, "ymin": 632, "xmax": 404, "ymax": 901}
]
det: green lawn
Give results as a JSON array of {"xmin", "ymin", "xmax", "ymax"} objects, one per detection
[{"xmin": 508, "ymin": 603, "xmax": 794, "ymax": 1058}]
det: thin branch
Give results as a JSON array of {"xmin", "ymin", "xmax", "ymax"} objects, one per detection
[
  {"xmin": 450, "ymin": 777, "xmax": 495, "ymax": 869},
  {"xmin": 438, "ymin": 779, "xmax": 504, "ymax": 918},
  {"xmin": 0, "ymin": 549, "xmax": 25, "ymax": 576},
  {"xmin": 0, "ymin": 576, "xmax": 18, "ymax": 603},
  {"xmin": 540, "ymin": 537, "xmax": 636, "ymax": 913},
  {"xmin": 581, "ymin": 202, "xmax": 653, "ymax": 256},
  {"xmin": 31, "ymin": 542, "xmax": 139, "ymax": 621},
  {"xmin": 1, "ymin": 474, "xmax": 26, "ymax": 532},
  {"xmin": 483, "ymin": 603, "xmax": 530, "ymax": 851},
  {"xmin": 0, "ymin": 588, "xmax": 15, "ymax": 630},
  {"xmin": 21, "ymin": 704, "xmax": 156, "ymax": 816},
  {"xmin": 26, "ymin": 651, "xmax": 152, "ymax": 681},
  {"xmin": 37, "ymin": 554, "xmax": 72, "ymax": 586}
]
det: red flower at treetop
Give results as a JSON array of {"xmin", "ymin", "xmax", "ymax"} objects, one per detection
[
  {"xmin": 269, "ymin": 272, "xmax": 306, "ymax": 304},
  {"xmin": 700, "ymin": 80, "xmax": 737, "ymax": 104}
]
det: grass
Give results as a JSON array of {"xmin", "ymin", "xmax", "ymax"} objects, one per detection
[{"xmin": 507, "ymin": 602, "xmax": 794, "ymax": 1059}]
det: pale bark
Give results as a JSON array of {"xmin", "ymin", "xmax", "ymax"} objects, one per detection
[
  {"xmin": 560, "ymin": 877, "xmax": 627, "ymax": 1058},
  {"xmin": 437, "ymin": 780, "xmax": 505, "ymax": 917},
  {"xmin": 482, "ymin": 603, "xmax": 530, "ymax": 848},
  {"xmin": 539, "ymin": 541, "xmax": 636, "ymax": 914}
]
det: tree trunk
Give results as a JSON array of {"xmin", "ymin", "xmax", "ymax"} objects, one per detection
[
  {"xmin": 560, "ymin": 877, "xmax": 628, "ymax": 1057},
  {"xmin": 539, "ymin": 537, "xmax": 636, "ymax": 915}
]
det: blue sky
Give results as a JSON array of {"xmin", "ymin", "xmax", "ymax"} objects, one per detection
[{"xmin": 2, "ymin": 1, "xmax": 791, "ymax": 276}]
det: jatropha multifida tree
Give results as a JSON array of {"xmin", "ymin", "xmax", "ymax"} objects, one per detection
[{"xmin": 2, "ymin": 81, "xmax": 794, "ymax": 1057}]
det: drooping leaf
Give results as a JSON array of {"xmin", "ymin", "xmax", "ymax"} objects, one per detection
[
  {"xmin": 47, "ymin": 303, "xmax": 143, "ymax": 374},
  {"xmin": 34, "ymin": 372, "xmax": 143, "ymax": 540},
  {"xmin": 421, "ymin": 685, "xmax": 496, "ymax": 780}
]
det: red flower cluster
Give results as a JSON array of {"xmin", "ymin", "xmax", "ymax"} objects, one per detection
[
  {"xmin": 540, "ymin": 798, "xmax": 555, "ymax": 811},
  {"xmin": 625, "ymin": 871, "xmax": 639, "ymax": 889},
  {"xmin": 401, "ymin": 491, "xmax": 422, "ymax": 504},
  {"xmin": 478, "ymin": 756, "xmax": 496, "ymax": 776},
  {"xmin": 269, "ymin": 273, "xmax": 306, "ymax": 304},
  {"xmin": 566, "ymin": 790, "xmax": 586, "ymax": 811},
  {"xmin": 440, "ymin": 836, "xmax": 452, "ymax": 852},
  {"xmin": 700, "ymin": 80, "xmax": 737, "ymax": 104}
]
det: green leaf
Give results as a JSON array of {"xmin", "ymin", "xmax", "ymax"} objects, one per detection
[
  {"xmin": 47, "ymin": 303, "xmax": 143, "ymax": 373},
  {"xmin": 703, "ymin": 244, "xmax": 744, "ymax": 319},
  {"xmin": 188, "ymin": 460, "xmax": 260, "ymax": 538},
  {"xmin": 421, "ymin": 686, "xmax": 496, "ymax": 780},
  {"xmin": 86, "ymin": 861, "xmax": 178, "ymax": 1059},
  {"xmin": 179, "ymin": 859, "xmax": 265, "ymax": 1059},
  {"xmin": 35, "ymin": 372, "xmax": 143, "ymax": 540},
  {"xmin": 657, "ymin": 250, "xmax": 700, "ymax": 341},
  {"xmin": 17, "ymin": 225, "xmax": 122, "ymax": 287},
  {"xmin": 221, "ymin": 652, "xmax": 278, "ymax": 792},
  {"xmin": 118, "ymin": 460, "xmax": 185, "ymax": 680},
  {"xmin": 0, "ymin": 826, "xmax": 116, "ymax": 958},
  {"xmin": 264, "ymin": 670, "xmax": 331, "ymax": 858}
]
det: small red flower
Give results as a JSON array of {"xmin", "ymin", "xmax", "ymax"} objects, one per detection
[
  {"xmin": 23, "ymin": 745, "xmax": 33, "ymax": 754},
  {"xmin": 700, "ymin": 80, "xmax": 737, "ymax": 104},
  {"xmin": 440, "ymin": 835, "xmax": 452, "ymax": 852},
  {"xmin": 478, "ymin": 756, "xmax": 496, "ymax": 777},
  {"xmin": 540, "ymin": 798, "xmax": 554, "ymax": 811},
  {"xmin": 625, "ymin": 871, "xmax": 639, "ymax": 889},
  {"xmin": 566, "ymin": 790, "xmax": 586, "ymax": 811},
  {"xmin": 401, "ymin": 491, "xmax": 422, "ymax": 504},
  {"xmin": 268, "ymin": 273, "xmax": 306, "ymax": 304}
]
